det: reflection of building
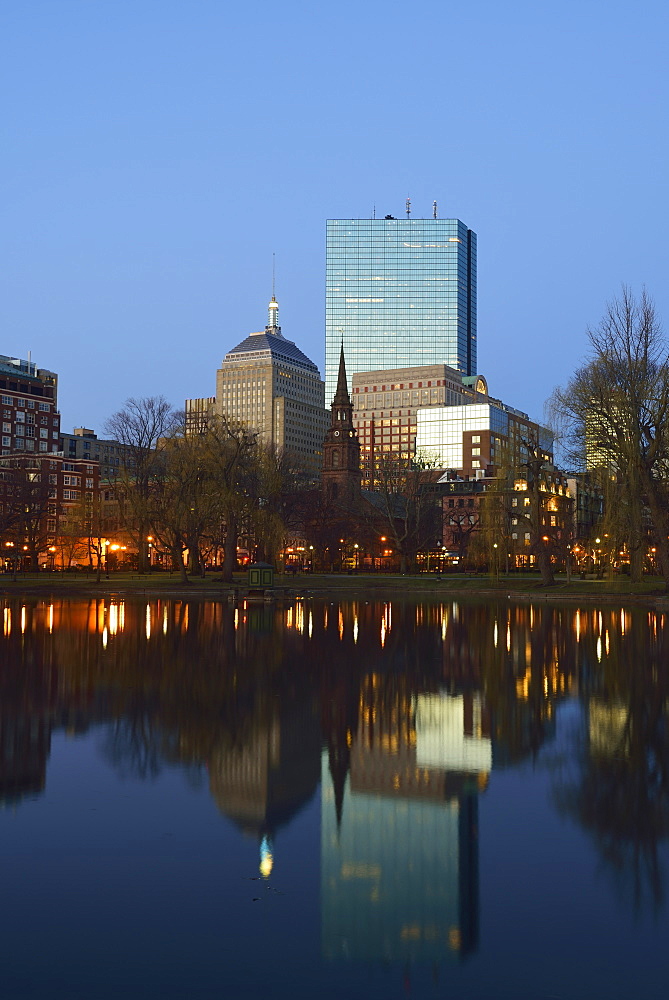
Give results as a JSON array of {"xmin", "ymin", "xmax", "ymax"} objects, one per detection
[
  {"xmin": 208, "ymin": 695, "xmax": 321, "ymax": 873},
  {"xmin": 587, "ymin": 699, "xmax": 628, "ymax": 757},
  {"xmin": 322, "ymin": 685, "xmax": 489, "ymax": 964},
  {"xmin": 325, "ymin": 214, "xmax": 477, "ymax": 405}
]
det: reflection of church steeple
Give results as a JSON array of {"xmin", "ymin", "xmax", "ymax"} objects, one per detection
[
  {"xmin": 323, "ymin": 665, "xmax": 360, "ymax": 833},
  {"xmin": 328, "ymin": 739, "xmax": 350, "ymax": 833}
]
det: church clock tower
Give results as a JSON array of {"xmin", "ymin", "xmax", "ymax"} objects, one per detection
[{"xmin": 321, "ymin": 345, "xmax": 361, "ymax": 503}]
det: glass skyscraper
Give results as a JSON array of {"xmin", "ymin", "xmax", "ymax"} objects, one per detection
[{"xmin": 325, "ymin": 217, "xmax": 477, "ymax": 404}]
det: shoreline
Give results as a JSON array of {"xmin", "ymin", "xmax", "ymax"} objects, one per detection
[{"xmin": 1, "ymin": 572, "xmax": 667, "ymax": 608}]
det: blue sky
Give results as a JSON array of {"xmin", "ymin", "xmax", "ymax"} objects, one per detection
[{"xmin": 2, "ymin": 0, "xmax": 668, "ymax": 435}]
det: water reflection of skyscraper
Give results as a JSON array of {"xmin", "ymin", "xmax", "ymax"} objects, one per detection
[
  {"xmin": 321, "ymin": 680, "xmax": 491, "ymax": 965},
  {"xmin": 208, "ymin": 694, "xmax": 322, "ymax": 875}
]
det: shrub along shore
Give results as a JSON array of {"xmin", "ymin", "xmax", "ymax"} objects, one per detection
[{"xmin": 0, "ymin": 571, "xmax": 667, "ymax": 606}]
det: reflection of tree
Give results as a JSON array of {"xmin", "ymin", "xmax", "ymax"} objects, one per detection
[
  {"xmin": 100, "ymin": 713, "xmax": 165, "ymax": 781},
  {"xmin": 555, "ymin": 614, "xmax": 669, "ymax": 914},
  {"xmin": 7, "ymin": 591, "xmax": 669, "ymax": 924}
]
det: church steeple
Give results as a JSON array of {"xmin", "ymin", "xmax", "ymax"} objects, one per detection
[
  {"xmin": 333, "ymin": 342, "xmax": 351, "ymax": 408},
  {"xmin": 321, "ymin": 345, "xmax": 361, "ymax": 503}
]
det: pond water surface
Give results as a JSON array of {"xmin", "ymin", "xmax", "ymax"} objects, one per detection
[{"xmin": 0, "ymin": 594, "xmax": 668, "ymax": 999}]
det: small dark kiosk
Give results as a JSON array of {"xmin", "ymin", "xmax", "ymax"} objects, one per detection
[{"xmin": 247, "ymin": 562, "xmax": 275, "ymax": 599}]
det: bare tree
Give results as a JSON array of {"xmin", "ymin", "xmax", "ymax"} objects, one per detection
[
  {"xmin": 551, "ymin": 288, "xmax": 669, "ymax": 587},
  {"xmin": 105, "ymin": 396, "xmax": 178, "ymax": 571},
  {"xmin": 199, "ymin": 415, "xmax": 258, "ymax": 581},
  {"xmin": 367, "ymin": 455, "xmax": 442, "ymax": 574}
]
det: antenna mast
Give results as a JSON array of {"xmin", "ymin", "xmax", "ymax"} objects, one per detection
[
  {"xmin": 405, "ymin": 196, "xmax": 411, "ymax": 218},
  {"xmin": 433, "ymin": 200, "xmax": 438, "ymax": 219}
]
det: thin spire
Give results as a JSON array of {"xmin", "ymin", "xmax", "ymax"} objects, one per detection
[
  {"xmin": 333, "ymin": 340, "xmax": 350, "ymax": 406},
  {"xmin": 266, "ymin": 254, "xmax": 281, "ymax": 333}
]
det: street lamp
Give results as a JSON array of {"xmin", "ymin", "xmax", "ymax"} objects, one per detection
[{"xmin": 354, "ymin": 543, "xmax": 359, "ymax": 573}]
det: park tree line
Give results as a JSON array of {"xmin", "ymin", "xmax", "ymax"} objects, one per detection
[
  {"xmin": 105, "ymin": 399, "xmax": 300, "ymax": 583},
  {"xmin": 103, "ymin": 397, "xmax": 447, "ymax": 580}
]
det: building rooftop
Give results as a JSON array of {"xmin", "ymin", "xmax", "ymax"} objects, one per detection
[
  {"xmin": 225, "ymin": 331, "xmax": 320, "ymax": 374},
  {"xmin": 0, "ymin": 356, "xmax": 41, "ymax": 383}
]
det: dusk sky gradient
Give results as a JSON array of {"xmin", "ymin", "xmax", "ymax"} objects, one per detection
[{"xmin": 2, "ymin": 0, "xmax": 668, "ymax": 437}]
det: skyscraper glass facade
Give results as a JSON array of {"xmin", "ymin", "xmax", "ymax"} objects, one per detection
[{"xmin": 325, "ymin": 217, "xmax": 477, "ymax": 404}]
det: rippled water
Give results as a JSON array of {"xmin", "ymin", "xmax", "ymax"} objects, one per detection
[{"xmin": 1, "ymin": 595, "xmax": 668, "ymax": 998}]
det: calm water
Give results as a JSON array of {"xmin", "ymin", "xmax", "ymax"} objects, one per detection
[{"xmin": 1, "ymin": 594, "xmax": 668, "ymax": 999}]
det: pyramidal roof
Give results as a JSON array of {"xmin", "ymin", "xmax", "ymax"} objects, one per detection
[{"xmin": 225, "ymin": 331, "xmax": 320, "ymax": 373}]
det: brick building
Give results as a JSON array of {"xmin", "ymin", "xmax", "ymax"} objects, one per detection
[{"xmin": 0, "ymin": 356, "xmax": 60, "ymax": 458}]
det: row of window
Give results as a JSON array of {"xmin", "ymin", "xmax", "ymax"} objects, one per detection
[{"xmin": 1, "ymin": 395, "xmax": 51, "ymax": 411}]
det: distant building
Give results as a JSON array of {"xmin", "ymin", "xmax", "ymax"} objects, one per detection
[
  {"xmin": 0, "ymin": 355, "xmax": 60, "ymax": 457},
  {"xmin": 566, "ymin": 474, "xmax": 604, "ymax": 543},
  {"xmin": 325, "ymin": 213, "xmax": 477, "ymax": 404},
  {"xmin": 351, "ymin": 364, "xmax": 488, "ymax": 485},
  {"xmin": 58, "ymin": 427, "xmax": 130, "ymax": 484},
  {"xmin": 0, "ymin": 452, "xmax": 101, "ymax": 569},
  {"xmin": 186, "ymin": 297, "xmax": 328, "ymax": 478},
  {"xmin": 416, "ymin": 400, "xmax": 554, "ymax": 479}
]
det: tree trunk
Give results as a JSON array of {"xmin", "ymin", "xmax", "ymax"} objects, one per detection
[
  {"xmin": 536, "ymin": 545, "xmax": 555, "ymax": 586},
  {"xmin": 171, "ymin": 543, "xmax": 189, "ymax": 584},
  {"xmin": 645, "ymin": 493, "xmax": 669, "ymax": 590},
  {"xmin": 137, "ymin": 519, "xmax": 149, "ymax": 573},
  {"xmin": 222, "ymin": 514, "xmax": 238, "ymax": 583}
]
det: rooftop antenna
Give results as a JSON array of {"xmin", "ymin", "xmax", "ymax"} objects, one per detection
[
  {"xmin": 433, "ymin": 200, "xmax": 438, "ymax": 219},
  {"xmin": 373, "ymin": 204, "xmax": 376, "ymax": 219},
  {"xmin": 406, "ymin": 195, "xmax": 411, "ymax": 218},
  {"xmin": 272, "ymin": 252, "xmax": 276, "ymax": 299}
]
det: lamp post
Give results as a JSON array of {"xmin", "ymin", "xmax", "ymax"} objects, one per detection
[
  {"xmin": 354, "ymin": 543, "xmax": 359, "ymax": 573},
  {"xmin": 492, "ymin": 542, "xmax": 499, "ymax": 582}
]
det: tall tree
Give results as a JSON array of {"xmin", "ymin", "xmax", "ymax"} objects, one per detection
[
  {"xmin": 368, "ymin": 455, "xmax": 442, "ymax": 574},
  {"xmin": 198, "ymin": 414, "xmax": 258, "ymax": 581},
  {"xmin": 552, "ymin": 289, "xmax": 669, "ymax": 587},
  {"xmin": 105, "ymin": 396, "xmax": 178, "ymax": 572}
]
